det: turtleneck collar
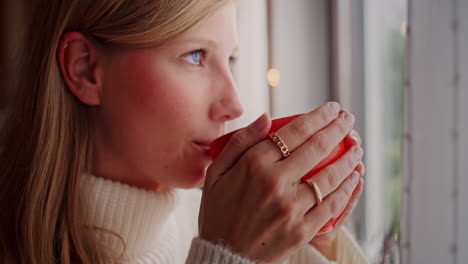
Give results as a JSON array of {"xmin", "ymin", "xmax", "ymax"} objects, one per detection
[{"xmin": 79, "ymin": 174, "xmax": 180, "ymax": 259}]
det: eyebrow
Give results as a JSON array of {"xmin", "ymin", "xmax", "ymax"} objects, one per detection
[{"xmin": 175, "ymin": 37, "xmax": 239, "ymax": 56}]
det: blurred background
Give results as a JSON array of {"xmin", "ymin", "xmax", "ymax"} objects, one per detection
[{"xmin": 1, "ymin": 1, "xmax": 467, "ymax": 263}]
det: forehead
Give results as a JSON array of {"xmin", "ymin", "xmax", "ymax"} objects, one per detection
[{"xmin": 164, "ymin": 2, "xmax": 238, "ymax": 52}]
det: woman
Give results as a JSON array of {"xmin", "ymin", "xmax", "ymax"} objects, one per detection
[{"xmin": 0, "ymin": 0, "xmax": 367, "ymax": 263}]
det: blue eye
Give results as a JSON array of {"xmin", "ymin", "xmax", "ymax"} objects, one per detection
[{"xmin": 183, "ymin": 50, "xmax": 204, "ymax": 65}]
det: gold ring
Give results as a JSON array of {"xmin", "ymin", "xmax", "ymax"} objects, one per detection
[
  {"xmin": 268, "ymin": 132, "xmax": 291, "ymax": 158},
  {"xmin": 303, "ymin": 178, "xmax": 323, "ymax": 205}
]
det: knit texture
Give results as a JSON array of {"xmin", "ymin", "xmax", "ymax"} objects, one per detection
[
  {"xmin": 284, "ymin": 228, "xmax": 368, "ymax": 264},
  {"xmin": 336, "ymin": 227, "xmax": 368, "ymax": 263},
  {"xmin": 186, "ymin": 238, "xmax": 255, "ymax": 264},
  {"xmin": 80, "ymin": 174, "xmax": 367, "ymax": 263},
  {"xmin": 80, "ymin": 174, "xmax": 199, "ymax": 263}
]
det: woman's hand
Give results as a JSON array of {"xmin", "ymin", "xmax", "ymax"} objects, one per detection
[
  {"xmin": 309, "ymin": 129, "xmax": 365, "ymax": 261},
  {"xmin": 198, "ymin": 102, "xmax": 363, "ymax": 263}
]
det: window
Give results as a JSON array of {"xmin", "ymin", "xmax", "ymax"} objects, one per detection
[
  {"xmin": 332, "ymin": 1, "xmax": 407, "ymax": 262},
  {"xmin": 361, "ymin": 1, "xmax": 406, "ymax": 262}
]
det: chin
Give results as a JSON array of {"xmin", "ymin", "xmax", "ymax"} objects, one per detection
[
  {"xmin": 179, "ymin": 176, "xmax": 205, "ymax": 189},
  {"xmin": 178, "ymin": 166, "xmax": 207, "ymax": 189}
]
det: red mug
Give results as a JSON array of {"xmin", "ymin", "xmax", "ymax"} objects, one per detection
[{"xmin": 210, "ymin": 114, "xmax": 351, "ymax": 234}]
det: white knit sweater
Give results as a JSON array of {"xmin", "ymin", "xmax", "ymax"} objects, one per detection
[{"xmin": 80, "ymin": 174, "xmax": 368, "ymax": 263}]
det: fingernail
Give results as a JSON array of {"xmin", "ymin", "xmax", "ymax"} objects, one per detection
[
  {"xmin": 251, "ymin": 113, "xmax": 269, "ymax": 132},
  {"xmin": 328, "ymin": 102, "xmax": 340, "ymax": 114},
  {"xmin": 350, "ymin": 130, "xmax": 359, "ymax": 139},
  {"xmin": 342, "ymin": 112, "xmax": 355, "ymax": 126},
  {"xmin": 353, "ymin": 147, "xmax": 363, "ymax": 158},
  {"xmin": 350, "ymin": 171, "xmax": 359, "ymax": 183}
]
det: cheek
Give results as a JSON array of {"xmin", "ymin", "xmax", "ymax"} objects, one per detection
[
  {"xmin": 147, "ymin": 77, "xmax": 193, "ymax": 111},
  {"xmin": 137, "ymin": 71, "xmax": 213, "ymax": 127},
  {"xmin": 102, "ymin": 63, "xmax": 213, "ymax": 147},
  {"xmin": 142, "ymin": 76, "xmax": 206, "ymax": 128},
  {"xmin": 104, "ymin": 63, "xmax": 176, "ymax": 116},
  {"xmin": 102, "ymin": 50, "xmax": 212, "ymax": 122}
]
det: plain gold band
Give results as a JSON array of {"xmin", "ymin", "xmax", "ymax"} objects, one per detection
[
  {"xmin": 268, "ymin": 132, "xmax": 291, "ymax": 158},
  {"xmin": 304, "ymin": 179, "xmax": 323, "ymax": 205}
]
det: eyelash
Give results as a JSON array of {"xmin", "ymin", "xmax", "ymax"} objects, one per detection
[
  {"xmin": 182, "ymin": 48, "xmax": 238, "ymax": 68},
  {"xmin": 184, "ymin": 49, "xmax": 207, "ymax": 66}
]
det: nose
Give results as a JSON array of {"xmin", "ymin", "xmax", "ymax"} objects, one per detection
[{"xmin": 209, "ymin": 70, "xmax": 244, "ymax": 122}]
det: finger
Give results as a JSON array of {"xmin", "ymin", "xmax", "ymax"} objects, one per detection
[
  {"xmin": 206, "ymin": 114, "xmax": 271, "ymax": 188},
  {"xmin": 304, "ymin": 170, "xmax": 360, "ymax": 236},
  {"xmin": 279, "ymin": 111, "xmax": 355, "ymax": 182},
  {"xmin": 310, "ymin": 146, "xmax": 362, "ymax": 200},
  {"xmin": 285, "ymin": 140, "xmax": 358, "ymax": 215},
  {"xmin": 355, "ymin": 162, "xmax": 365, "ymax": 177},
  {"xmin": 349, "ymin": 129, "xmax": 361, "ymax": 145},
  {"xmin": 345, "ymin": 129, "xmax": 361, "ymax": 148},
  {"xmin": 334, "ymin": 178, "xmax": 364, "ymax": 227},
  {"xmin": 345, "ymin": 134, "xmax": 359, "ymax": 148},
  {"xmin": 296, "ymin": 180, "xmax": 319, "ymax": 212},
  {"xmin": 253, "ymin": 102, "xmax": 341, "ymax": 162},
  {"xmin": 297, "ymin": 165, "xmax": 359, "ymax": 213},
  {"xmin": 296, "ymin": 144, "xmax": 362, "ymax": 209}
]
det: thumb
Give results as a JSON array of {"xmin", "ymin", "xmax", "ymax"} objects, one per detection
[{"xmin": 204, "ymin": 113, "xmax": 271, "ymax": 190}]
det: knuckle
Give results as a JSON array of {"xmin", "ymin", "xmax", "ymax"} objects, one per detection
[
  {"xmin": 244, "ymin": 152, "xmax": 267, "ymax": 174},
  {"xmin": 324, "ymin": 166, "xmax": 339, "ymax": 187},
  {"xmin": 290, "ymin": 227, "xmax": 307, "ymax": 245},
  {"xmin": 342, "ymin": 182, "xmax": 353, "ymax": 197},
  {"xmin": 338, "ymin": 119, "xmax": 351, "ymax": 134},
  {"xmin": 328, "ymin": 191, "xmax": 347, "ymax": 215},
  {"xmin": 329, "ymin": 198, "xmax": 340, "ymax": 216},
  {"xmin": 311, "ymin": 133, "xmax": 330, "ymax": 154},
  {"xmin": 346, "ymin": 154, "xmax": 357, "ymax": 169},
  {"xmin": 291, "ymin": 117, "xmax": 311, "ymax": 138},
  {"xmin": 229, "ymin": 131, "xmax": 246, "ymax": 150},
  {"xmin": 345, "ymin": 178, "xmax": 357, "ymax": 195},
  {"xmin": 275, "ymin": 199, "xmax": 294, "ymax": 218},
  {"xmin": 259, "ymin": 174, "xmax": 281, "ymax": 194}
]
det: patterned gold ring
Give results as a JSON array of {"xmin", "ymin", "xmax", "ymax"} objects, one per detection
[
  {"xmin": 268, "ymin": 132, "xmax": 291, "ymax": 158},
  {"xmin": 303, "ymin": 178, "xmax": 323, "ymax": 205}
]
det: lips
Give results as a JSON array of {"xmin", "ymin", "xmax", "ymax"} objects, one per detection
[{"xmin": 193, "ymin": 141, "xmax": 212, "ymax": 156}]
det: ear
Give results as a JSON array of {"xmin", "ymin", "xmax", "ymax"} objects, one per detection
[{"xmin": 57, "ymin": 32, "xmax": 103, "ymax": 105}]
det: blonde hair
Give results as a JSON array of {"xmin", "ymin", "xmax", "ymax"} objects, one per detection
[{"xmin": 0, "ymin": 0, "xmax": 230, "ymax": 263}]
